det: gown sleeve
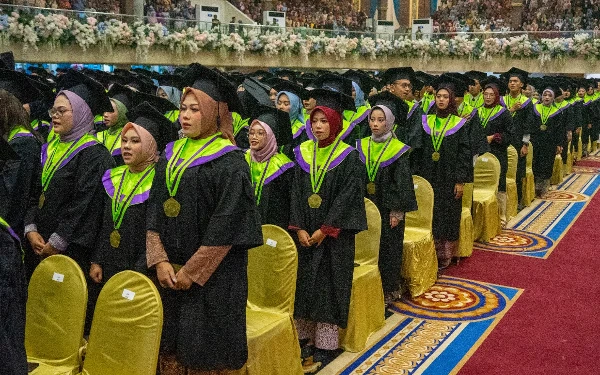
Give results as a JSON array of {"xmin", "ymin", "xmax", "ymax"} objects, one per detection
[{"xmin": 385, "ymin": 154, "xmax": 418, "ymax": 213}]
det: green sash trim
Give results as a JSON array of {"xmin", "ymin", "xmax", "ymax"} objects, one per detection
[
  {"xmin": 244, "ymin": 151, "xmax": 294, "ymax": 205},
  {"xmin": 165, "ymin": 110, "xmax": 179, "ymax": 122},
  {"xmin": 8, "ymin": 125, "xmax": 34, "ymax": 142},
  {"xmin": 96, "ymin": 127, "xmax": 124, "ymax": 156},
  {"xmin": 477, "ymin": 105, "xmax": 505, "ymax": 128},
  {"xmin": 357, "ymin": 137, "xmax": 411, "ymax": 181},
  {"xmin": 533, "ymin": 103, "xmax": 561, "ymax": 124},
  {"xmin": 422, "ymin": 114, "xmax": 466, "ymax": 153},
  {"xmin": 465, "ymin": 92, "xmax": 484, "ymax": 108},
  {"xmin": 293, "ymin": 140, "xmax": 353, "ymax": 194},
  {"xmin": 232, "ymin": 112, "xmax": 250, "ymax": 137}
]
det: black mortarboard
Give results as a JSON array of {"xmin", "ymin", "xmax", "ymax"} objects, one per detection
[
  {"xmin": 465, "ymin": 70, "xmax": 488, "ymax": 83},
  {"xmin": 297, "ymin": 73, "xmax": 317, "ymax": 88},
  {"xmin": 269, "ymin": 78, "xmax": 307, "ymax": 100},
  {"xmin": 182, "ymin": 63, "xmax": 242, "ymax": 113},
  {"xmin": 431, "ymin": 73, "xmax": 470, "ymax": 98},
  {"xmin": 107, "ymin": 83, "xmax": 136, "ymax": 110},
  {"xmin": 57, "ymin": 70, "xmax": 113, "ymax": 115},
  {"xmin": 367, "ymin": 91, "xmax": 409, "ymax": 123},
  {"xmin": 157, "ymin": 74, "xmax": 183, "ymax": 90},
  {"xmin": 0, "ymin": 137, "xmax": 20, "ymax": 160},
  {"xmin": 227, "ymin": 72, "xmax": 247, "ymax": 88},
  {"xmin": 28, "ymin": 66, "xmax": 55, "ymax": 80},
  {"xmin": 343, "ymin": 69, "xmax": 378, "ymax": 94},
  {"xmin": 250, "ymin": 70, "xmax": 274, "ymax": 80},
  {"xmin": 126, "ymin": 74, "xmax": 156, "ymax": 95},
  {"xmin": 311, "ymin": 74, "xmax": 353, "ymax": 96},
  {"xmin": 415, "ymin": 71, "xmax": 437, "ymax": 87},
  {"xmin": 276, "ymin": 69, "xmax": 297, "ymax": 81},
  {"xmin": 134, "ymin": 91, "xmax": 178, "ymax": 114},
  {"xmin": 251, "ymin": 104, "xmax": 292, "ymax": 146},
  {"xmin": 0, "ymin": 69, "xmax": 42, "ymax": 104},
  {"xmin": 380, "ymin": 67, "xmax": 415, "ymax": 85},
  {"xmin": 412, "ymin": 77, "xmax": 425, "ymax": 92},
  {"xmin": 540, "ymin": 80, "xmax": 561, "ymax": 97},
  {"xmin": 309, "ymin": 88, "xmax": 355, "ymax": 114},
  {"xmin": 126, "ymin": 101, "xmax": 176, "ymax": 151},
  {"xmin": 0, "ymin": 51, "xmax": 15, "ymax": 71},
  {"xmin": 481, "ymin": 75, "xmax": 507, "ymax": 95},
  {"xmin": 27, "ymin": 74, "xmax": 55, "ymax": 101},
  {"xmin": 132, "ymin": 68, "xmax": 159, "ymax": 80},
  {"xmin": 242, "ymin": 77, "xmax": 273, "ymax": 107},
  {"xmin": 502, "ymin": 67, "xmax": 529, "ymax": 86}
]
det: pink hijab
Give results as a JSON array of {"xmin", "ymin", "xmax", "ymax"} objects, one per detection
[
  {"xmin": 249, "ymin": 120, "xmax": 278, "ymax": 163},
  {"xmin": 122, "ymin": 122, "xmax": 159, "ymax": 170}
]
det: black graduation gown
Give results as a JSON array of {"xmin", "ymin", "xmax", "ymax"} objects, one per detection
[
  {"xmin": 148, "ymin": 146, "xmax": 262, "ymax": 370},
  {"xmin": 289, "ymin": 143, "xmax": 367, "ymax": 328},
  {"xmin": 234, "ymin": 125, "xmax": 250, "ymax": 150},
  {"xmin": 480, "ymin": 107, "xmax": 514, "ymax": 192},
  {"xmin": 530, "ymin": 105, "xmax": 567, "ymax": 180},
  {"xmin": 0, "ymin": 222, "xmax": 27, "ymax": 375},
  {"xmin": 24, "ymin": 143, "xmax": 114, "ymax": 270},
  {"xmin": 2, "ymin": 136, "xmax": 41, "ymax": 235},
  {"xmin": 407, "ymin": 104, "xmax": 427, "ymax": 172},
  {"xmin": 358, "ymin": 139, "xmax": 418, "ymax": 295},
  {"xmin": 415, "ymin": 115, "xmax": 472, "ymax": 242},
  {"xmin": 556, "ymin": 101, "xmax": 575, "ymax": 162},
  {"xmin": 569, "ymin": 99, "xmax": 584, "ymax": 154}
]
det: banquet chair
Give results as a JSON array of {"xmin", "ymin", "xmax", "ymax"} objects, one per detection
[
  {"xmin": 402, "ymin": 175, "xmax": 438, "ymax": 298},
  {"xmin": 340, "ymin": 198, "xmax": 385, "ymax": 352},
  {"xmin": 565, "ymin": 140, "xmax": 573, "ymax": 174},
  {"xmin": 506, "ymin": 145, "xmax": 519, "ymax": 221},
  {"xmin": 551, "ymin": 154, "xmax": 564, "ymax": 185},
  {"xmin": 457, "ymin": 182, "xmax": 474, "ymax": 258},
  {"xmin": 79, "ymin": 271, "xmax": 162, "ymax": 375},
  {"xmin": 522, "ymin": 143, "xmax": 535, "ymax": 207},
  {"xmin": 577, "ymin": 135, "xmax": 583, "ymax": 160},
  {"xmin": 473, "ymin": 153, "xmax": 501, "ymax": 243},
  {"xmin": 242, "ymin": 224, "xmax": 303, "ymax": 375},
  {"xmin": 26, "ymin": 255, "xmax": 87, "ymax": 375}
]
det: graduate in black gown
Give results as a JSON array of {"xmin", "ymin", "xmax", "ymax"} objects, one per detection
[
  {"xmin": 146, "ymin": 64, "xmax": 262, "ymax": 374},
  {"xmin": 357, "ymin": 104, "xmax": 417, "ymax": 304},
  {"xmin": 500, "ymin": 68, "xmax": 534, "ymax": 209},
  {"xmin": 530, "ymin": 81, "xmax": 567, "ymax": 197},
  {"xmin": 23, "ymin": 71, "xmax": 115, "ymax": 335},
  {"xmin": 479, "ymin": 77, "xmax": 515, "ymax": 227},
  {"xmin": 415, "ymin": 80, "xmax": 472, "ymax": 269},
  {"xmin": 245, "ymin": 105, "xmax": 295, "ymax": 228},
  {"xmin": 91, "ymin": 102, "xmax": 172, "ymax": 285},
  {"xmin": 289, "ymin": 89, "xmax": 367, "ymax": 372}
]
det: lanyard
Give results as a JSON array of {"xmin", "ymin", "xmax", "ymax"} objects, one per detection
[
  {"xmin": 430, "ymin": 116, "xmax": 453, "ymax": 153},
  {"xmin": 249, "ymin": 158, "xmax": 272, "ymax": 206},
  {"xmin": 111, "ymin": 166, "xmax": 155, "ymax": 230},
  {"xmin": 103, "ymin": 128, "xmax": 123, "ymax": 153},
  {"xmin": 366, "ymin": 136, "xmax": 393, "ymax": 182},
  {"xmin": 541, "ymin": 105, "xmax": 552, "ymax": 125},
  {"xmin": 310, "ymin": 139, "xmax": 342, "ymax": 194},
  {"xmin": 479, "ymin": 106, "xmax": 501, "ymax": 128},
  {"xmin": 165, "ymin": 134, "xmax": 220, "ymax": 198},
  {"xmin": 41, "ymin": 139, "xmax": 80, "ymax": 192}
]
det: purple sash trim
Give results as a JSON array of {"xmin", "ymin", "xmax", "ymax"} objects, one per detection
[
  {"xmin": 11, "ymin": 132, "xmax": 34, "ymax": 139},
  {"xmin": 40, "ymin": 143, "xmax": 49, "ymax": 166},
  {"xmin": 349, "ymin": 109, "xmax": 369, "ymax": 128},
  {"xmin": 500, "ymin": 97, "xmax": 506, "ymax": 107},
  {"xmin": 294, "ymin": 143, "xmax": 354, "ymax": 173},
  {"xmin": 487, "ymin": 107, "xmax": 507, "ymax": 123},
  {"xmin": 304, "ymin": 120, "xmax": 317, "ymax": 141},
  {"xmin": 293, "ymin": 125, "xmax": 306, "ymax": 139},
  {"xmin": 102, "ymin": 168, "xmax": 152, "ymax": 205},
  {"xmin": 533, "ymin": 104, "xmax": 561, "ymax": 119},
  {"xmin": 168, "ymin": 145, "xmax": 238, "ymax": 169},
  {"xmin": 339, "ymin": 120, "xmax": 358, "ymax": 141},
  {"xmin": 164, "ymin": 141, "xmax": 175, "ymax": 161},
  {"xmin": 40, "ymin": 139, "xmax": 97, "ymax": 169},
  {"xmin": 357, "ymin": 140, "xmax": 411, "ymax": 168},
  {"xmin": 7, "ymin": 225, "xmax": 20, "ymax": 243},
  {"xmin": 111, "ymin": 148, "xmax": 122, "ymax": 156},
  {"xmin": 407, "ymin": 103, "xmax": 418, "ymax": 119},
  {"xmin": 427, "ymin": 100, "xmax": 436, "ymax": 114},
  {"xmin": 263, "ymin": 161, "xmax": 294, "ymax": 186},
  {"xmin": 421, "ymin": 115, "xmax": 467, "ymax": 136}
]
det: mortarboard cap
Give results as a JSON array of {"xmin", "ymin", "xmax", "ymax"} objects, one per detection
[
  {"xmin": 276, "ymin": 69, "xmax": 297, "ymax": 81},
  {"xmin": 134, "ymin": 90, "xmax": 178, "ymax": 114},
  {"xmin": 367, "ymin": 91, "xmax": 409, "ymax": 123},
  {"xmin": 269, "ymin": 78, "xmax": 307, "ymax": 100},
  {"xmin": 57, "ymin": 69, "xmax": 113, "ymax": 115},
  {"xmin": 0, "ymin": 69, "xmax": 42, "ymax": 104},
  {"xmin": 464, "ymin": 70, "xmax": 488, "ymax": 83},
  {"xmin": 251, "ymin": 104, "xmax": 293, "ymax": 146},
  {"xmin": 480, "ymin": 75, "xmax": 507, "ymax": 95},
  {"xmin": 182, "ymin": 63, "xmax": 243, "ymax": 113},
  {"xmin": 0, "ymin": 51, "xmax": 15, "ymax": 71},
  {"xmin": 126, "ymin": 101, "xmax": 177, "ymax": 151},
  {"xmin": 380, "ymin": 67, "xmax": 415, "ymax": 85},
  {"xmin": 311, "ymin": 74, "xmax": 353, "ymax": 96},
  {"xmin": 309, "ymin": 88, "xmax": 355, "ymax": 114},
  {"xmin": 343, "ymin": 69, "xmax": 378, "ymax": 94},
  {"xmin": 431, "ymin": 73, "xmax": 470, "ymax": 98},
  {"xmin": 107, "ymin": 83, "xmax": 136, "ymax": 110},
  {"xmin": 242, "ymin": 77, "xmax": 273, "ymax": 107},
  {"xmin": 502, "ymin": 67, "xmax": 529, "ymax": 86}
]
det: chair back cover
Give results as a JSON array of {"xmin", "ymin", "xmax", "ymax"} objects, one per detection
[
  {"xmin": 405, "ymin": 175, "xmax": 434, "ymax": 232},
  {"xmin": 462, "ymin": 182, "xmax": 474, "ymax": 209},
  {"xmin": 474, "ymin": 152, "xmax": 501, "ymax": 192},
  {"xmin": 526, "ymin": 143, "xmax": 534, "ymax": 169},
  {"xmin": 247, "ymin": 224, "xmax": 298, "ymax": 315},
  {"xmin": 82, "ymin": 271, "xmax": 163, "ymax": 375},
  {"xmin": 507, "ymin": 145, "xmax": 518, "ymax": 180},
  {"xmin": 25, "ymin": 255, "xmax": 87, "ymax": 367},
  {"xmin": 354, "ymin": 198, "xmax": 381, "ymax": 266}
]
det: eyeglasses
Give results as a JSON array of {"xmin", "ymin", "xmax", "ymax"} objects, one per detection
[
  {"xmin": 248, "ymin": 131, "xmax": 266, "ymax": 138},
  {"xmin": 48, "ymin": 108, "xmax": 73, "ymax": 118},
  {"xmin": 393, "ymin": 82, "xmax": 413, "ymax": 89}
]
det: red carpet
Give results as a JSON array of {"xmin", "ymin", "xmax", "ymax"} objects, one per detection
[
  {"xmin": 574, "ymin": 159, "xmax": 600, "ymax": 168},
  {"xmin": 444, "ymin": 185, "xmax": 600, "ymax": 374}
]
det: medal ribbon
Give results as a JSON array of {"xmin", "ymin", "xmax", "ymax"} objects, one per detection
[
  {"xmin": 111, "ymin": 166, "xmax": 155, "ymax": 231},
  {"xmin": 429, "ymin": 116, "xmax": 453, "ymax": 153},
  {"xmin": 505, "ymin": 94, "xmax": 524, "ymax": 117},
  {"xmin": 41, "ymin": 138, "xmax": 83, "ymax": 193},
  {"xmin": 479, "ymin": 105, "xmax": 502, "ymax": 128},
  {"xmin": 310, "ymin": 139, "xmax": 343, "ymax": 195},
  {"xmin": 541, "ymin": 105, "xmax": 552, "ymax": 125},
  {"xmin": 366, "ymin": 136, "xmax": 393, "ymax": 183},
  {"xmin": 165, "ymin": 134, "xmax": 221, "ymax": 198},
  {"xmin": 103, "ymin": 128, "xmax": 123, "ymax": 153},
  {"xmin": 249, "ymin": 158, "xmax": 272, "ymax": 206}
]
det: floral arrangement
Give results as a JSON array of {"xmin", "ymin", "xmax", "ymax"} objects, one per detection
[{"xmin": 3, "ymin": 9, "xmax": 600, "ymax": 65}]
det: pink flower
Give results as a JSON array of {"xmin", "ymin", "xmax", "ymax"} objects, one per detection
[{"xmin": 87, "ymin": 17, "xmax": 97, "ymax": 27}]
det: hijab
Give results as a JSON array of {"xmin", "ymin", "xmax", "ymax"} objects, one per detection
[
  {"xmin": 110, "ymin": 98, "xmax": 129, "ymax": 132},
  {"xmin": 434, "ymin": 87, "xmax": 458, "ymax": 118},
  {"xmin": 121, "ymin": 122, "xmax": 159, "ymax": 171},
  {"xmin": 483, "ymin": 84, "xmax": 501, "ymax": 108},
  {"xmin": 249, "ymin": 120, "xmax": 278, "ymax": 163},
  {"xmin": 158, "ymin": 85, "xmax": 182, "ymax": 107},
  {"xmin": 310, "ymin": 106, "xmax": 342, "ymax": 148},
  {"xmin": 57, "ymin": 90, "xmax": 94, "ymax": 142},
  {"xmin": 352, "ymin": 81, "xmax": 366, "ymax": 108},
  {"xmin": 181, "ymin": 87, "xmax": 235, "ymax": 144},
  {"xmin": 370, "ymin": 105, "xmax": 395, "ymax": 143},
  {"xmin": 277, "ymin": 91, "xmax": 304, "ymax": 124}
]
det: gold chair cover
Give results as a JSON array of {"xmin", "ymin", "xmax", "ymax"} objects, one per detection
[
  {"xmin": 473, "ymin": 153, "xmax": 501, "ymax": 243},
  {"xmin": 340, "ymin": 198, "xmax": 385, "ymax": 352},
  {"xmin": 402, "ymin": 176, "xmax": 438, "ymax": 298},
  {"xmin": 577, "ymin": 135, "xmax": 583, "ymax": 160},
  {"xmin": 26, "ymin": 255, "xmax": 87, "ymax": 375},
  {"xmin": 551, "ymin": 154, "xmax": 564, "ymax": 185},
  {"xmin": 457, "ymin": 182, "xmax": 474, "ymax": 258},
  {"xmin": 80, "ymin": 271, "xmax": 163, "ymax": 375},
  {"xmin": 242, "ymin": 225, "xmax": 302, "ymax": 375},
  {"xmin": 522, "ymin": 143, "xmax": 535, "ymax": 207},
  {"xmin": 506, "ymin": 145, "xmax": 518, "ymax": 221},
  {"xmin": 565, "ymin": 141, "xmax": 573, "ymax": 174}
]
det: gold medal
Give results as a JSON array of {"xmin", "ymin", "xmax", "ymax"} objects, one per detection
[
  {"xmin": 540, "ymin": 125, "xmax": 547, "ymax": 131},
  {"xmin": 432, "ymin": 151, "xmax": 440, "ymax": 161},
  {"xmin": 308, "ymin": 194, "xmax": 322, "ymax": 209},
  {"xmin": 38, "ymin": 193, "xmax": 45, "ymax": 209},
  {"xmin": 164, "ymin": 197, "xmax": 181, "ymax": 217},
  {"xmin": 367, "ymin": 182, "xmax": 376, "ymax": 195},
  {"xmin": 110, "ymin": 230, "xmax": 121, "ymax": 248}
]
